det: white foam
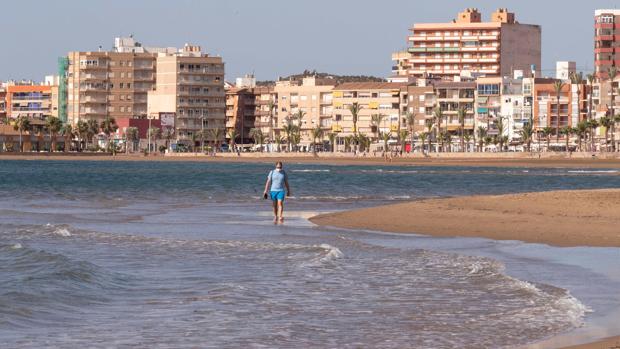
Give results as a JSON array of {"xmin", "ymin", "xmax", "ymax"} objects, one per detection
[
  {"xmin": 11, "ymin": 243, "xmax": 22, "ymax": 249},
  {"xmin": 567, "ymin": 170, "xmax": 619, "ymax": 174},
  {"xmin": 292, "ymin": 169, "xmax": 331, "ymax": 173},
  {"xmin": 318, "ymin": 243, "xmax": 343, "ymax": 262},
  {"xmin": 53, "ymin": 228, "xmax": 72, "ymax": 237}
]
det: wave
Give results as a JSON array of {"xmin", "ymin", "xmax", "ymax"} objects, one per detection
[
  {"xmin": 291, "ymin": 169, "xmax": 331, "ymax": 173},
  {"xmin": 567, "ymin": 170, "xmax": 619, "ymax": 174}
]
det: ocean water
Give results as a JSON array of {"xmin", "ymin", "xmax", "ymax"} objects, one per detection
[{"xmin": 1, "ymin": 160, "xmax": 620, "ymax": 348}]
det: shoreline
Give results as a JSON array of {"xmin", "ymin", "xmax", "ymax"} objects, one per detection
[
  {"xmin": 309, "ymin": 189, "xmax": 620, "ymax": 348},
  {"xmin": 2, "ymin": 153, "xmax": 620, "ymax": 169},
  {"xmin": 309, "ymin": 189, "xmax": 620, "ymax": 248}
]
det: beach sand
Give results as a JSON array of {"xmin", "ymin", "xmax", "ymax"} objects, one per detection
[
  {"xmin": 2, "ymin": 152, "xmax": 620, "ymax": 169},
  {"xmin": 561, "ymin": 336, "xmax": 620, "ymax": 349},
  {"xmin": 309, "ymin": 189, "xmax": 620, "ymax": 248}
]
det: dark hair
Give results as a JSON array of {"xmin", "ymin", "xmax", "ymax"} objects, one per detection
[{"xmin": 275, "ymin": 161, "xmax": 283, "ymax": 168}]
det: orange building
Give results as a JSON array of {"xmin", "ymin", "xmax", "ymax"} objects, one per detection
[
  {"xmin": 594, "ymin": 9, "xmax": 620, "ymax": 79},
  {"xmin": 6, "ymin": 85, "xmax": 53, "ymax": 120},
  {"xmin": 530, "ymin": 78, "xmax": 587, "ymax": 134},
  {"xmin": 404, "ymin": 8, "xmax": 541, "ymax": 79}
]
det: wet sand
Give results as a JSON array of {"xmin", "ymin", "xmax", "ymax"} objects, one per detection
[
  {"xmin": 561, "ymin": 336, "xmax": 620, "ymax": 349},
  {"xmin": 2, "ymin": 153, "xmax": 620, "ymax": 169},
  {"xmin": 309, "ymin": 189, "xmax": 620, "ymax": 248}
]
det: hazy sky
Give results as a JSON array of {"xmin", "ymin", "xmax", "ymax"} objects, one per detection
[{"xmin": 2, "ymin": 0, "xmax": 618, "ymax": 82}]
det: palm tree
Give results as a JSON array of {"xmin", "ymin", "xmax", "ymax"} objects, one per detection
[
  {"xmin": 327, "ymin": 132, "xmax": 336, "ymax": 153},
  {"xmin": 282, "ymin": 123, "xmax": 297, "ymax": 152},
  {"xmin": 125, "ymin": 127, "xmax": 139, "ymax": 153},
  {"xmin": 227, "ymin": 129, "xmax": 238, "ymax": 152},
  {"xmin": 398, "ymin": 129, "xmax": 409, "ymax": 155},
  {"xmin": 348, "ymin": 102, "xmax": 362, "ymax": 136},
  {"xmin": 599, "ymin": 116, "xmax": 613, "ymax": 151},
  {"xmin": 587, "ymin": 119, "xmax": 599, "ymax": 151},
  {"xmin": 614, "ymin": 112, "xmax": 620, "ymax": 152},
  {"xmin": 457, "ymin": 107, "xmax": 467, "ymax": 152},
  {"xmin": 148, "ymin": 127, "xmax": 161, "ymax": 153},
  {"xmin": 418, "ymin": 132, "xmax": 428, "ymax": 154},
  {"xmin": 560, "ymin": 126, "xmax": 573, "ymax": 152},
  {"xmin": 541, "ymin": 126, "xmax": 554, "ymax": 151},
  {"xmin": 311, "ymin": 126, "xmax": 323, "ymax": 154},
  {"xmin": 209, "ymin": 127, "xmax": 223, "ymax": 152},
  {"xmin": 575, "ymin": 120, "xmax": 588, "ymax": 152},
  {"xmin": 433, "ymin": 106, "xmax": 443, "ymax": 152},
  {"xmin": 44, "ymin": 116, "xmax": 63, "ymax": 152},
  {"xmin": 13, "ymin": 116, "xmax": 31, "ymax": 152},
  {"xmin": 162, "ymin": 127, "xmax": 174, "ymax": 153},
  {"xmin": 444, "ymin": 131, "xmax": 453, "ymax": 152},
  {"xmin": 344, "ymin": 135, "xmax": 353, "ymax": 152},
  {"xmin": 370, "ymin": 113, "xmax": 385, "ymax": 143},
  {"xmin": 496, "ymin": 116, "xmax": 507, "ymax": 152},
  {"xmin": 76, "ymin": 120, "xmax": 88, "ymax": 151},
  {"xmin": 100, "ymin": 116, "xmax": 118, "ymax": 152},
  {"xmin": 380, "ymin": 131, "xmax": 391, "ymax": 153},
  {"xmin": 249, "ymin": 128, "xmax": 264, "ymax": 152},
  {"xmin": 463, "ymin": 132, "xmax": 472, "ymax": 152},
  {"xmin": 60, "ymin": 123, "xmax": 73, "ymax": 152},
  {"xmin": 520, "ymin": 118, "xmax": 534, "ymax": 152},
  {"xmin": 274, "ymin": 135, "xmax": 284, "ymax": 152},
  {"xmin": 404, "ymin": 111, "xmax": 415, "ymax": 153},
  {"xmin": 553, "ymin": 80, "xmax": 565, "ymax": 143},
  {"xmin": 425, "ymin": 119, "xmax": 434, "ymax": 153},
  {"xmin": 476, "ymin": 126, "xmax": 487, "ymax": 152}
]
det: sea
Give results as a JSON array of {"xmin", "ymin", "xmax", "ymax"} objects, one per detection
[{"xmin": 1, "ymin": 160, "xmax": 619, "ymax": 348}]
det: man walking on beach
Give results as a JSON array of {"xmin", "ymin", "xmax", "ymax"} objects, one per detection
[{"xmin": 263, "ymin": 161, "xmax": 291, "ymax": 223}]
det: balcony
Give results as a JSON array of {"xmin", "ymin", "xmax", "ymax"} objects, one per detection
[{"xmin": 82, "ymin": 73, "xmax": 107, "ymax": 81}]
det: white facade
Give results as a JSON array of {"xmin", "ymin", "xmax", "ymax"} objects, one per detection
[{"xmin": 555, "ymin": 61, "xmax": 576, "ymax": 81}]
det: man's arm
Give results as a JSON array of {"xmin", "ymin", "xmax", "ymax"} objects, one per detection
[
  {"xmin": 264, "ymin": 177, "xmax": 271, "ymax": 195},
  {"xmin": 285, "ymin": 178, "xmax": 291, "ymax": 196}
]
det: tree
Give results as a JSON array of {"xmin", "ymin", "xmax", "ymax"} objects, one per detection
[
  {"xmin": 87, "ymin": 119, "xmax": 99, "ymax": 150},
  {"xmin": 495, "ymin": 116, "xmax": 507, "ymax": 152},
  {"xmin": 476, "ymin": 126, "xmax": 487, "ymax": 152},
  {"xmin": 608, "ymin": 67, "xmax": 618, "ymax": 151},
  {"xmin": 443, "ymin": 131, "xmax": 453, "ymax": 152},
  {"xmin": 418, "ymin": 132, "xmax": 427, "ymax": 154},
  {"xmin": 60, "ymin": 123, "xmax": 73, "ymax": 152},
  {"xmin": 209, "ymin": 127, "xmax": 223, "ymax": 152},
  {"xmin": 575, "ymin": 120, "xmax": 588, "ymax": 152},
  {"xmin": 560, "ymin": 126, "xmax": 573, "ymax": 152},
  {"xmin": 76, "ymin": 120, "xmax": 89, "ymax": 151},
  {"xmin": 274, "ymin": 135, "xmax": 284, "ymax": 152},
  {"xmin": 344, "ymin": 135, "xmax": 352, "ymax": 152},
  {"xmin": 13, "ymin": 116, "xmax": 31, "ymax": 152},
  {"xmin": 148, "ymin": 127, "xmax": 161, "ymax": 153},
  {"xmin": 371, "ymin": 113, "xmax": 385, "ymax": 143},
  {"xmin": 587, "ymin": 119, "xmax": 599, "ymax": 152},
  {"xmin": 433, "ymin": 106, "xmax": 443, "ymax": 152},
  {"xmin": 541, "ymin": 126, "xmax": 554, "ymax": 151},
  {"xmin": 380, "ymin": 131, "xmax": 391, "ymax": 153},
  {"xmin": 45, "ymin": 116, "xmax": 63, "ymax": 152},
  {"xmin": 553, "ymin": 80, "xmax": 565, "ymax": 143},
  {"xmin": 100, "ymin": 116, "xmax": 118, "ymax": 152},
  {"xmin": 249, "ymin": 128, "xmax": 264, "ymax": 152},
  {"xmin": 327, "ymin": 132, "xmax": 337, "ymax": 153},
  {"xmin": 599, "ymin": 116, "xmax": 613, "ymax": 151},
  {"xmin": 227, "ymin": 129, "xmax": 238, "ymax": 152},
  {"xmin": 404, "ymin": 111, "xmax": 416, "ymax": 153},
  {"xmin": 519, "ymin": 118, "xmax": 534, "ymax": 152},
  {"xmin": 311, "ymin": 126, "xmax": 323, "ymax": 154},
  {"xmin": 425, "ymin": 119, "xmax": 433, "ymax": 153},
  {"xmin": 125, "ymin": 127, "xmax": 139, "ymax": 153},
  {"xmin": 282, "ymin": 123, "xmax": 297, "ymax": 152},
  {"xmin": 457, "ymin": 107, "xmax": 467, "ymax": 152},
  {"xmin": 162, "ymin": 127, "xmax": 174, "ymax": 153},
  {"xmin": 398, "ymin": 129, "xmax": 409, "ymax": 155},
  {"xmin": 463, "ymin": 132, "xmax": 472, "ymax": 152}
]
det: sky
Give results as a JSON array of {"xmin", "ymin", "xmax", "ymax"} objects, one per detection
[{"xmin": 1, "ymin": 0, "xmax": 619, "ymax": 82}]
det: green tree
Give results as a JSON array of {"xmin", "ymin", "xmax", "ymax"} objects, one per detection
[
  {"xmin": 227, "ymin": 129, "xmax": 238, "ymax": 152},
  {"xmin": 575, "ymin": 120, "xmax": 588, "ymax": 152},
  {"xmin": 425, "ymin": 119, "xmax": 434, "ymax": 153},
  {"xmin": 60, "ymin": 123, "xmax": 73, "ymax": 152},
  {"xmin": 209, "ymin": 127, "xmax": 223, "ymax": 152},
  {"xmin": 519, "ymin": 118, "xmax": 534, "ymax": 152},
  {"xmin": 560, "ymin": 126, "xmax": 573, "ymax": 152},
  {"xmin": 599, "ymin": 116, "xmax": 613, "ymax": 151},
  {"xmin": 495, "ymin": 116, "xmax": 507, "ymax": 152},
  {"xmin": 45, "ymin": 116, "xmax": 63, "ymax": 152},
  {"xmin": 267, "ymin": 99, "xmax": 277, "ymax": 147},
  {"xmin": 13, "ymin": 116, "xmax": 31, "ymax": 152},
  {"xmin": 371, "ymin": 113, "xmax": 385, "ymax": 143},
  {"xmin": 100, "ymin": 117, "xmax": 118, "ymax": 152},
  {"xmin": 311, "ymin": 126, "xmax": 323, "ymax": 154},
  {"xmin": 398, "ymin": 129, "xmax": 409, "ymax": 155},
  {"xmin": 433, "ymin": 106, "xmax": 443, "ymax": 152},
  {"xmin": 404, "ymin": 111, "xmax": 416, "ymax": 153},
  {"xmin": 125, "ymin": 127, "xmax": 139, "ymax": 153},
  {"xmin": 249, "ymin": 128, "xmax": 264, "ymax": 152},
  {"xmin": 553, "ymin": 80, "xmax": 565, "ymax": 142},
  {"xmin": 148, "ymin": 127, "xmax": 161, "ymax": 153},
  {"xmin": 418, "ymin": 132, "xmax": 427, "ymax": 154},
  {"xmin": 457, "ymin": 107, "xmax": 467, "ymax": 152},
  {"xmin": 476, "ymin": 126, "xmax": 487, "ymax": 152},
  {"xmin": 463, "ymin": 131, "xmax": 472, "ymax": 152},
  {"xmin": 327, "ymin": 132, "xmax": 337, "ymax": 153},
  {"xmin": 541, "ymin": 126, "xmax": 554, "ymax": 151}
]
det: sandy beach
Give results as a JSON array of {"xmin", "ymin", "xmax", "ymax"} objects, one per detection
[
  {"xmin": 2, "ymin": 152, "xmax": 620, "ymax": 169},
  {"xmin": 561, "ymin": 336, "xmax": 620, "ymax": 349},
  {"xmin": 310, "ymin": 189, "xmax": 620, "ymax": 248}
]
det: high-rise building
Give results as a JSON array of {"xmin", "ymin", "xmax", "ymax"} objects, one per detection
[
  {"xmin": 147, "ymin": 44, "xmax": 225, "ymax": 146},
  {"xmin": 401, "ymin": 8, "xmax": 541, "ymax": 80},
  {"xmin": 594, "ymin": 9, "xmax": 620, "ymax": 79}
]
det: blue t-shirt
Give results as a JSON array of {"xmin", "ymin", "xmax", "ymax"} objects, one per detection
[{"xmin": 268, "ymin": 170, "xmax": 287, "ymax": 192}]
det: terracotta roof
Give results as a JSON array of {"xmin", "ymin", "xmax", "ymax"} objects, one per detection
[{"xmin": 334, "ymin": 82, "xmax": 408, "ymax": 90}]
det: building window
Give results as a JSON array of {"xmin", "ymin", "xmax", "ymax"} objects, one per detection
[
  {"xmin": 478, "ymin": 84, "xmax": 500, "ymax": 95},
  {"xmin": 120, "ymin": 83, "xmax": 124, "ymax": 88}
]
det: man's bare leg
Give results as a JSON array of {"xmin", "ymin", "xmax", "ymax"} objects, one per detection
[
  {"xmin": 278, "ymin": 200, "xmax": 284, "ymax": 222},
  {"xmin": 272, "ymin": 200, "xmax": 278, "ymax": 223}
]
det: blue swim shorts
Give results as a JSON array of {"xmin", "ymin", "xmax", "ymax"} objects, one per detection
[{"xmin": 270, "ymin": 190, "xmax": 285, "ymax": 201}]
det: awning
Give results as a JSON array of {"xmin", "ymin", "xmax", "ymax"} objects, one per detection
[
  {"xmin": 477, "ymin": 96, "xmax": 488, "ymax": 103},
  {"xmin": 477, "ymin": 107, "xmax": 489, "ymax": 113}
]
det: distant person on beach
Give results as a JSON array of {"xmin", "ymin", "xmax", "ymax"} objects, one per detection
[{"xmin": 263, "ymin": 161, "xmax": 291, "ymax": 223}]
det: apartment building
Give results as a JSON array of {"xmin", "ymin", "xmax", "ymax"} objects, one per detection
[
  {"xmin": 0, "ymin": 86, "xmax": 6, "ymax": 121},
  {"xmin": 5, "ymin": 84, "xmax": 54, "ymax": 121},
  {"xmin": 331, "ymin": 82, "xmax": 405, "ymax": 149},
  {"xmin": 401, "ymin": 82, "xmax": 436, "ymax": 134},
  {"xmin": 225, "ymin": 87, "xmax": 256, "ymax": 144},
  {"xmin": 434, "ymin": 80, "xmax": 476, "ymax": 135},
  {"xmin": 274, "ymin": 77, "xmax": 334, "ymax": 149},
  {"xmin": 147, "ymin": 45, "xmax": 225, "ymax": 145},
  {"xmin": 594, "ymin": 9, "xmax": 620, "ymax": 79},
  {"xmin": 403, "ymin": 8, "xmax": 541, "ymax": 79},
  {"xmin": 529, "ymin": 78, "xmax": 586, "ymax": 135},
  {"xmin": 252, "ymin": 86, "xmax": 278, "ymax": 145}
]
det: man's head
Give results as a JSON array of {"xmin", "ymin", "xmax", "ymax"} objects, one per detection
[{"xmin": 275, "ymin": 161, "xmax": 283, "ymax": 171}]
